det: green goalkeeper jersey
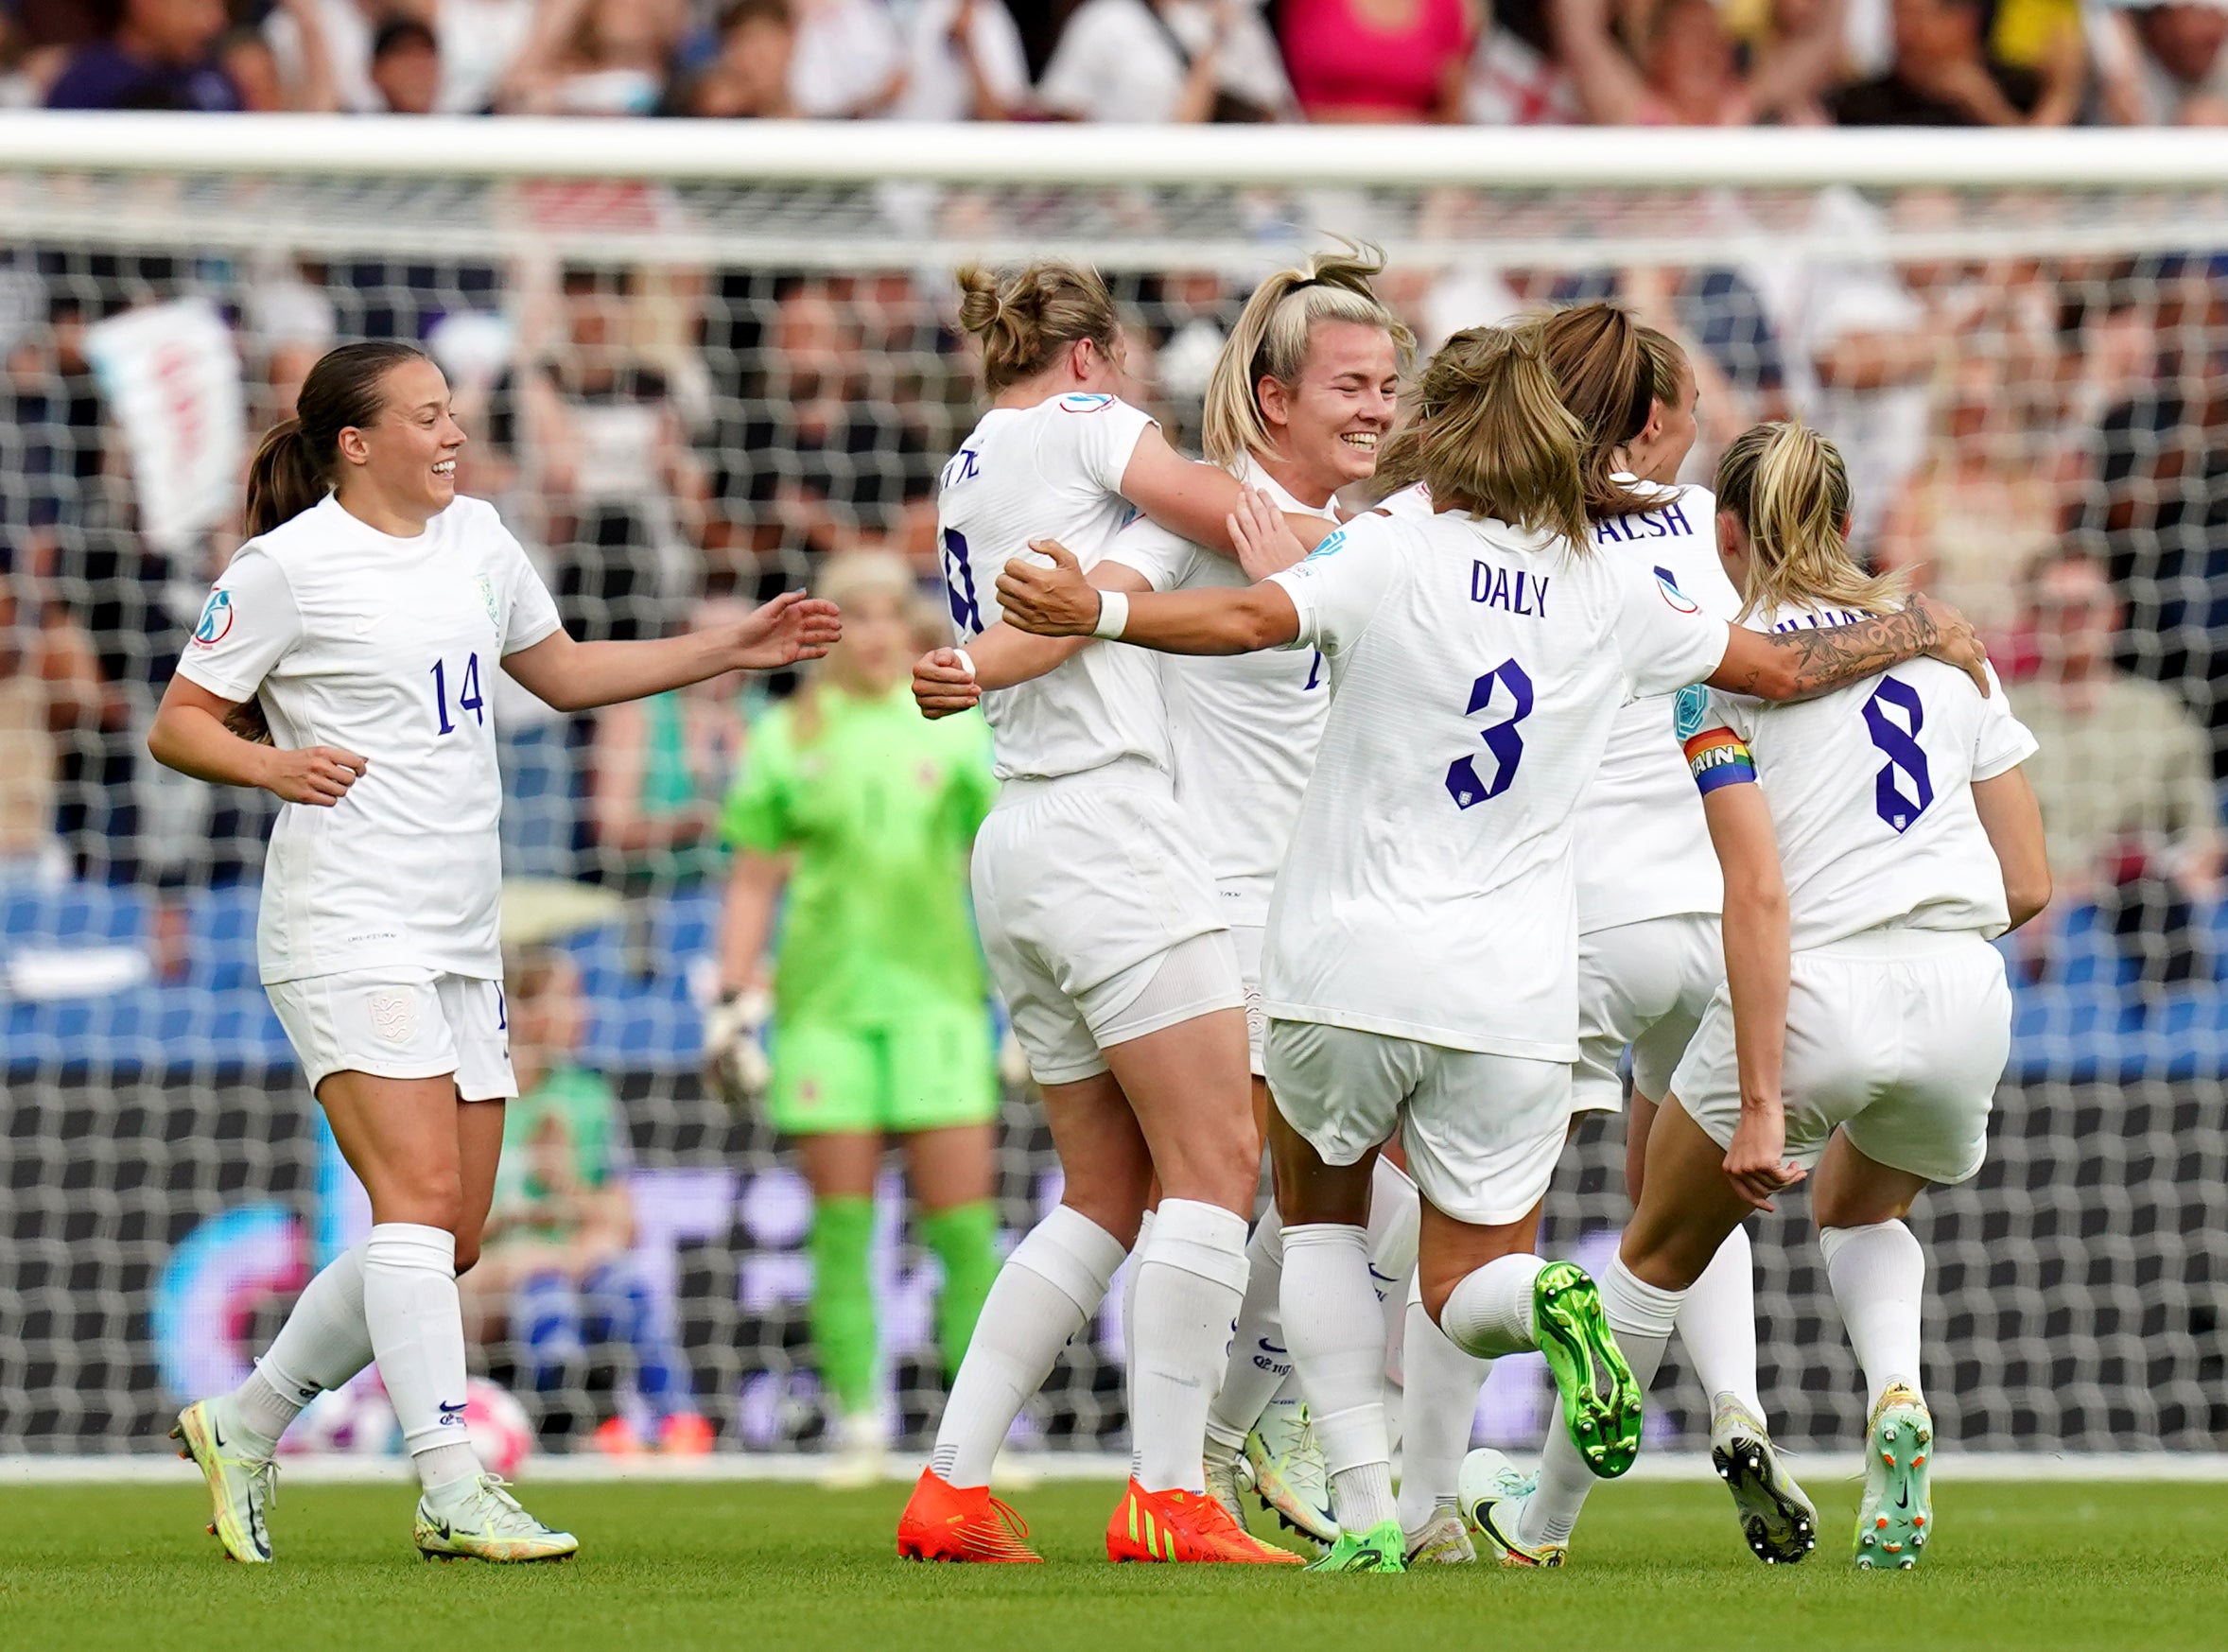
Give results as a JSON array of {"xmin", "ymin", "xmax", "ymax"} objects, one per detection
[{"xmin": 721, "ymin": 681, "xmax": 997, "ymax": 1028}]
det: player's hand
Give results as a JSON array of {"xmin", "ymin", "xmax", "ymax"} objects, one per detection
[
  {"xmin": 725, "ymin": 589, "xmax": 843, "ymax": 670},
  {"xmin": 1910, "ymin": 592, "xmax": 1990, "ymax": 696},
  {"xmin": 1723, "ymin": 1104, "xmax": 1804, "ymax": 1211},
  {"xmin": 996, "ymin": 540, "xmax": 1100, "ymax": 636},
  {"xmin": 705, "ymin": 986, "xmax": 774, "ymax": 1108},
  {"xmin": 261, "ymin": 744, "xmax": 368, "ymax": 807},
  {"xmin": 914, "ymin": 647, "xmax": 981, "ymax": 719},
  {"xmin": 1229, "ymin": 487, "xmax": 1312, "ymax": 581}
]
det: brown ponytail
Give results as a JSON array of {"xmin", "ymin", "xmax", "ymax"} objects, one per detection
[
  {"xmin": 1412, "ymin": 323, "xmax": 1590, "ymax": 549},
  {"xmin": 954, "ymin": 261, "xmax": 1122, "ymax": 395},
  {"xmin": 1539, "ymin": 303, "xmax": 1672, "ymax": 523},
  {"xmin": 242, "ymin": 339, "xmax": 429, "ymax": 536}
]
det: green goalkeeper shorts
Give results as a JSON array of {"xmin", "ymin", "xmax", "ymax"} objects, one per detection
[{"xmin": 767, "ymin": 1007, "xmax": 1000, "ymax": 1137}]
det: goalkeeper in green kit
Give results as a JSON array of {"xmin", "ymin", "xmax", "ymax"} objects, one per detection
[{"xmin": 706, "ymin": 551, "xmax": 1003, "ymax": 1487}]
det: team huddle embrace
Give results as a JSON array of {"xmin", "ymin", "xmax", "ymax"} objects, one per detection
[
  {"xmin": 148, "ymin": 239, "xmax": 2045, "ymax": 1577},
  {"xmin": 901, "ymin": 246, "xmax": 2047, "ymax": 1574}
]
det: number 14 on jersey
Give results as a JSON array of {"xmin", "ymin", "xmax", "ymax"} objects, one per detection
[{"xmin": 429, "ymin": 652, "xmax": 485, "ymax": 735}]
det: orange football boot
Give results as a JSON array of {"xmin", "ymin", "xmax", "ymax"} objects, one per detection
[
  {"xmin": 1105, "ymin": 1479, "xmax": 1303, "ymax": 1564},
  {"xmin": 896, "ymin": 1468, "xmax": 1043, "ymax": 1562}
]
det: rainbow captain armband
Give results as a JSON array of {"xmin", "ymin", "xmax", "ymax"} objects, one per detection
[{"xmin": 1683, "ymin": 727, "xmax": 1756, "ymax": 795}]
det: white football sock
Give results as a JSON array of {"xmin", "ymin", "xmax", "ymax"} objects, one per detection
[
  {"xmin": 1120, "ymin": 1207, "xmax": 1156, "ymax": 1424},
  {"xmin": 1676, "ymin": 1224, "xmax": 1764, "ymax": 1416},
  {"xmin": 221, "ymin": 1240, "xmax": 374, "ymax": 1452},
  {"xmin": 1820, "ymin": 1220, "xmax": 1927, "ymax": 1404},
  {"xmin": 1366, "ymin": 1156, "xmax": 1420, "ymax": 1377},
  {"xmin": 1128, "ymin": 1198, "xmax": 1249, "ymax": 1493},
  {"xmin": 1396, "ymin": 1278, "xmax": 1490, "ymax": 1536},
  {"xmin": 1281, "ymin": 1223, "xmax": 1396, "ymax": 1530},
  {"xmin": 929, "ymin": 1205, "xmax": 1126, "ymax": 1488},
  {"xmin": 362, "ymin": 1223, "xmax": 479, "ymax": 1494},
  {"xmin": 1205, "ymin": 1207, "xmax": 1286, "ymax": 1466},
  {"xmin": 1437, "ymin": 1252, "xmax": 1544, "ymax": 1359},
  {"xmin": 1523, "ymin": 1255, "xmax": 1681, "ymax": 1549}
]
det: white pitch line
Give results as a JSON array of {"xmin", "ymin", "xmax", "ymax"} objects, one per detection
[{"xmin": 9, "ymin": 1451, "xmax": 2228, "ymax": 1486}]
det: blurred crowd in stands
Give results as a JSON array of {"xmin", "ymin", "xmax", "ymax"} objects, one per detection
[
  {"xmin": 3, "ymin": 2, "xmax": 2228, "ymax": 997},
  {"xmin": 4, "ymin": 0, "xmax": 2228, "ymax": 129}
]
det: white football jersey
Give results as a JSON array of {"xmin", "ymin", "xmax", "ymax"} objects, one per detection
[
  {"xmin": 1106, "ymin": 457, "xmax": 1339, "ymax": 922},
  {"xmin": 1261, "ymin": 509, "xmax": 1731, "ymax": 1059},
  {"xmin": 176, "ymin": 495, "xmax": 563, "ymax": 983},
  {"xmin": 937, "ymin": 392, "xmax": 1172, "ymax": 782},
  {"xmin": 1679, "ymin": 602, "xmax": 2040, "ymax": 951},
  {"xmin": 1575, "ymin": 478, "xmax": 1744, "ymax": 933}
]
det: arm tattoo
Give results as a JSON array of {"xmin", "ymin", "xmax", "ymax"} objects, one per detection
[{"xmin": 1727, "ymin": 604, "xmax": 1941, "ymax": 702}]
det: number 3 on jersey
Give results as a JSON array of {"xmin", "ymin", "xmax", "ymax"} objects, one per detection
[
  {"xmin": 429, "ymin": 652, "xmax": 484, "ymax": 736},
  {"xmin": 1445, "ymin": 658, "xmax": 1533, "ymax": 809},
  {"xmin": 1863, "ymin": 675, "xmax": 1933, "ymax": 832}
]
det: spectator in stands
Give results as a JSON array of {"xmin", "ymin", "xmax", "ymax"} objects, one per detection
[
  {"xmin": 1278, "ymin": 0, "xmax": 1471, "ymax": 121},
  {"xmin": 44, "ymin": 0, "xmax": 240, "ymax": 111},
  {"xmin": 588, "ymin": 598, "xmax": 754, "ymax": 891},
  {"xmin": 1829, "ymin": 0, "xmax": 2085, "ymax": 125},
  {"xmin": 678, "ymin": 0, "xmax": 798, "ymax": 117},
  {"xmin": 2008, "ymin": 547, "xmax": 2224, "ymax": 985},
  {"xmin": 789, "ymin": 0, "xmax": 908, "ymax": 117},
  {"xmin": 1465, "ymin": 1, "xmax": 1580, "ymax": 124},
  {"xmin": 502, "ymin": 262, "xmax": 708, "ymax": 641},
  {"xmin": 368, "ymin": 19, "xmax": 442, "ymax": 114},
  {"xmin": 470, "ymin": 947, "xmax": 716, "ymax": 1454},
  {"xmin": 1550, "ymin": 0, "xmax": 1847, "ymax": 125},
  {"xmin": 0, "ymin": 572, "xmax": 112, "ymax": 886},
  {"xmin": 0, "ymin": 10, "xmax": 69, "ymax": 107},
  {"xmin": 890, "ymin": 0, "xmax": 1031, "ymax": 121},
  {"xmin": 500, "ymin": 0, "xmax": 683, "ymax": 115},
  {"xmin": 2095, "ymin": 2, "xmax": 2228, "ymax": 124},
  {"xmin": 1037, "ymin": 0, "xmax": 1295, "ymax": 123},
  {"xmin": 1880, "ymin": 350, "xmax": 2067, "ymax": 646}
]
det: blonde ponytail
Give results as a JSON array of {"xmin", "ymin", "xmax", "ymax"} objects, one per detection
[
  {"xmin": 1201, "ymin": 239, "xmax": 1412, "ymax": 472},
  {"xmin": 1413, "ymin": 323, "xmax": 1589, "ymax": 548},
  {"xmin": 955, "ymin": 261, "xmax": 1122, "ymax": 394},
  {"xmin": 1715, "ymin": 421, "xmax": 1906, "ymax": 620}
]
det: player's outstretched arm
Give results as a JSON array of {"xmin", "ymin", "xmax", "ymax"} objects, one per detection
[
  {"xmin": 148, "ymin": 676, "xmax": 368, "ymax": 807},
  {"xmin": 913, "ymin": 562, "xmax": 1159, "ymax": 717},
  {"xmin": 505, "ymin": 590, "xmax": 842, "ymax": 712},
  {"xmin": 1122, "ymin": 428, "xmax": 1334, "ymax": 564},
  {"xmin": 998, "ymin": 539, "xmax": 1299, "ymax": 655},
  {"xmin": 1698, "ymin": 772, "xmax": 1802, "ymax": 1210},
  {"xmin": 1709, "ymin": 591, "xmax": 1989, "ymax": 704}
]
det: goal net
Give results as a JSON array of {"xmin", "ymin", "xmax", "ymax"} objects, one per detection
[{"xmin": 3, "ymin": 118, "xmax": 2225, "ymax": 1462}]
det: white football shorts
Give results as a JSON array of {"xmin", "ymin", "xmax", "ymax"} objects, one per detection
[
  {"xmin": 1263, "ymin": 1017, "xmax": 1572, "ymax": 1226},
  {"xmin": 1668, "ymin": 927, "xmax": 2010, "ymax": 1185},
  {"xmin": 971, "ymin": 757, "xmax": 1241, "ymax": 1086},
  {"xmin": 267, "ymin": 967, "xmax": 516, "ymax": 1101},
  {"xmin": 1574, "ymin": 912, "xmax": 1724, "ymax": 1114},
  {"xmin": 1229, "ymin": 921, "xmax": 1267, "ymax": 1079}
]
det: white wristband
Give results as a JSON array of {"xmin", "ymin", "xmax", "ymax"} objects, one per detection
[
  {"xmin": 1092, "ymin": 590, "xmax": 1130, "ymax": 640},
  {"xmin": 953, "ymin": 648, "xmax": 977, "ymax": 681}
]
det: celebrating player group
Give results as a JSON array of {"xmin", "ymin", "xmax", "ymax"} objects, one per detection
[
  {"xmin": 148, "ymin": 236, "xmax": 2046, "ymax": 1577},
  {"xmin": 904, "ymin": 244, "xmax": 2047, "ymax": 1574}
]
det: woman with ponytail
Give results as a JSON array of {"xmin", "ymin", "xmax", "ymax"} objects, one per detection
[
  {"xmin": 1483, "ymin": 421, "xmax": 2048, "ymax": 1574},
  {"xmin": 895, "ymin": 256, "xmax": 1325, "ymax": 1569},
  {"xmin": 996, "ymin": 323, "xmax": 1995, "ymax": 1572},
  {"xmin": 151, "ymin": 341, "xmax": 838, "ymax": 1567}
]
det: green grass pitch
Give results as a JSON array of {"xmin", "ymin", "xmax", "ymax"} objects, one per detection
[{"xmin": 5, "ymin": 1476, "xmax": 2221, "ymax": 1651}]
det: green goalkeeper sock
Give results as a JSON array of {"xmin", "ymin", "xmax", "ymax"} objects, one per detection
[
  {"xmin": 918, "ymin": 1199, "xmax": 1001, "ymax": 1381},
  {"xmin": 808, "ymin": 1195, "xmax": 879, "ymax": 1417}
]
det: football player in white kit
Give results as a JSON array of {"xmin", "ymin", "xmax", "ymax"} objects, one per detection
[
  {"xmin": 895, "ymin": 260, "xmax": 1307, "ymax": 1566},
  {"xmin": 915, "ymin": 246, "xmax": 1419, "ymax": 1550},
  {"xmin": 1468, "ymin": 422, "xmax": 2048, "ymax": 1572},
  {"xmin": 996, "ymin": 324, "xmax": 1994, "ymax": 1573},
  {"xmin": 150, "ymin": 343, "xmax": 839, "ymax": 1564}
]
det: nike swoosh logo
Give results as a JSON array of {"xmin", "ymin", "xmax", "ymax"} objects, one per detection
[
  {"xmin": 211, "ymin": 1418, "xmax": 226, "ymax": 1449},
  {"xmin": 354, "ymin": 615, "xmax": 385, "ymax": 637},
  {"xmin": 1894, "ymin": 1485, "xmax": 1910, "ymax": 1511},
  {"xmin": 1258, "ymin": 1339, "xmax": 1287, "ymax": 1356}
]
